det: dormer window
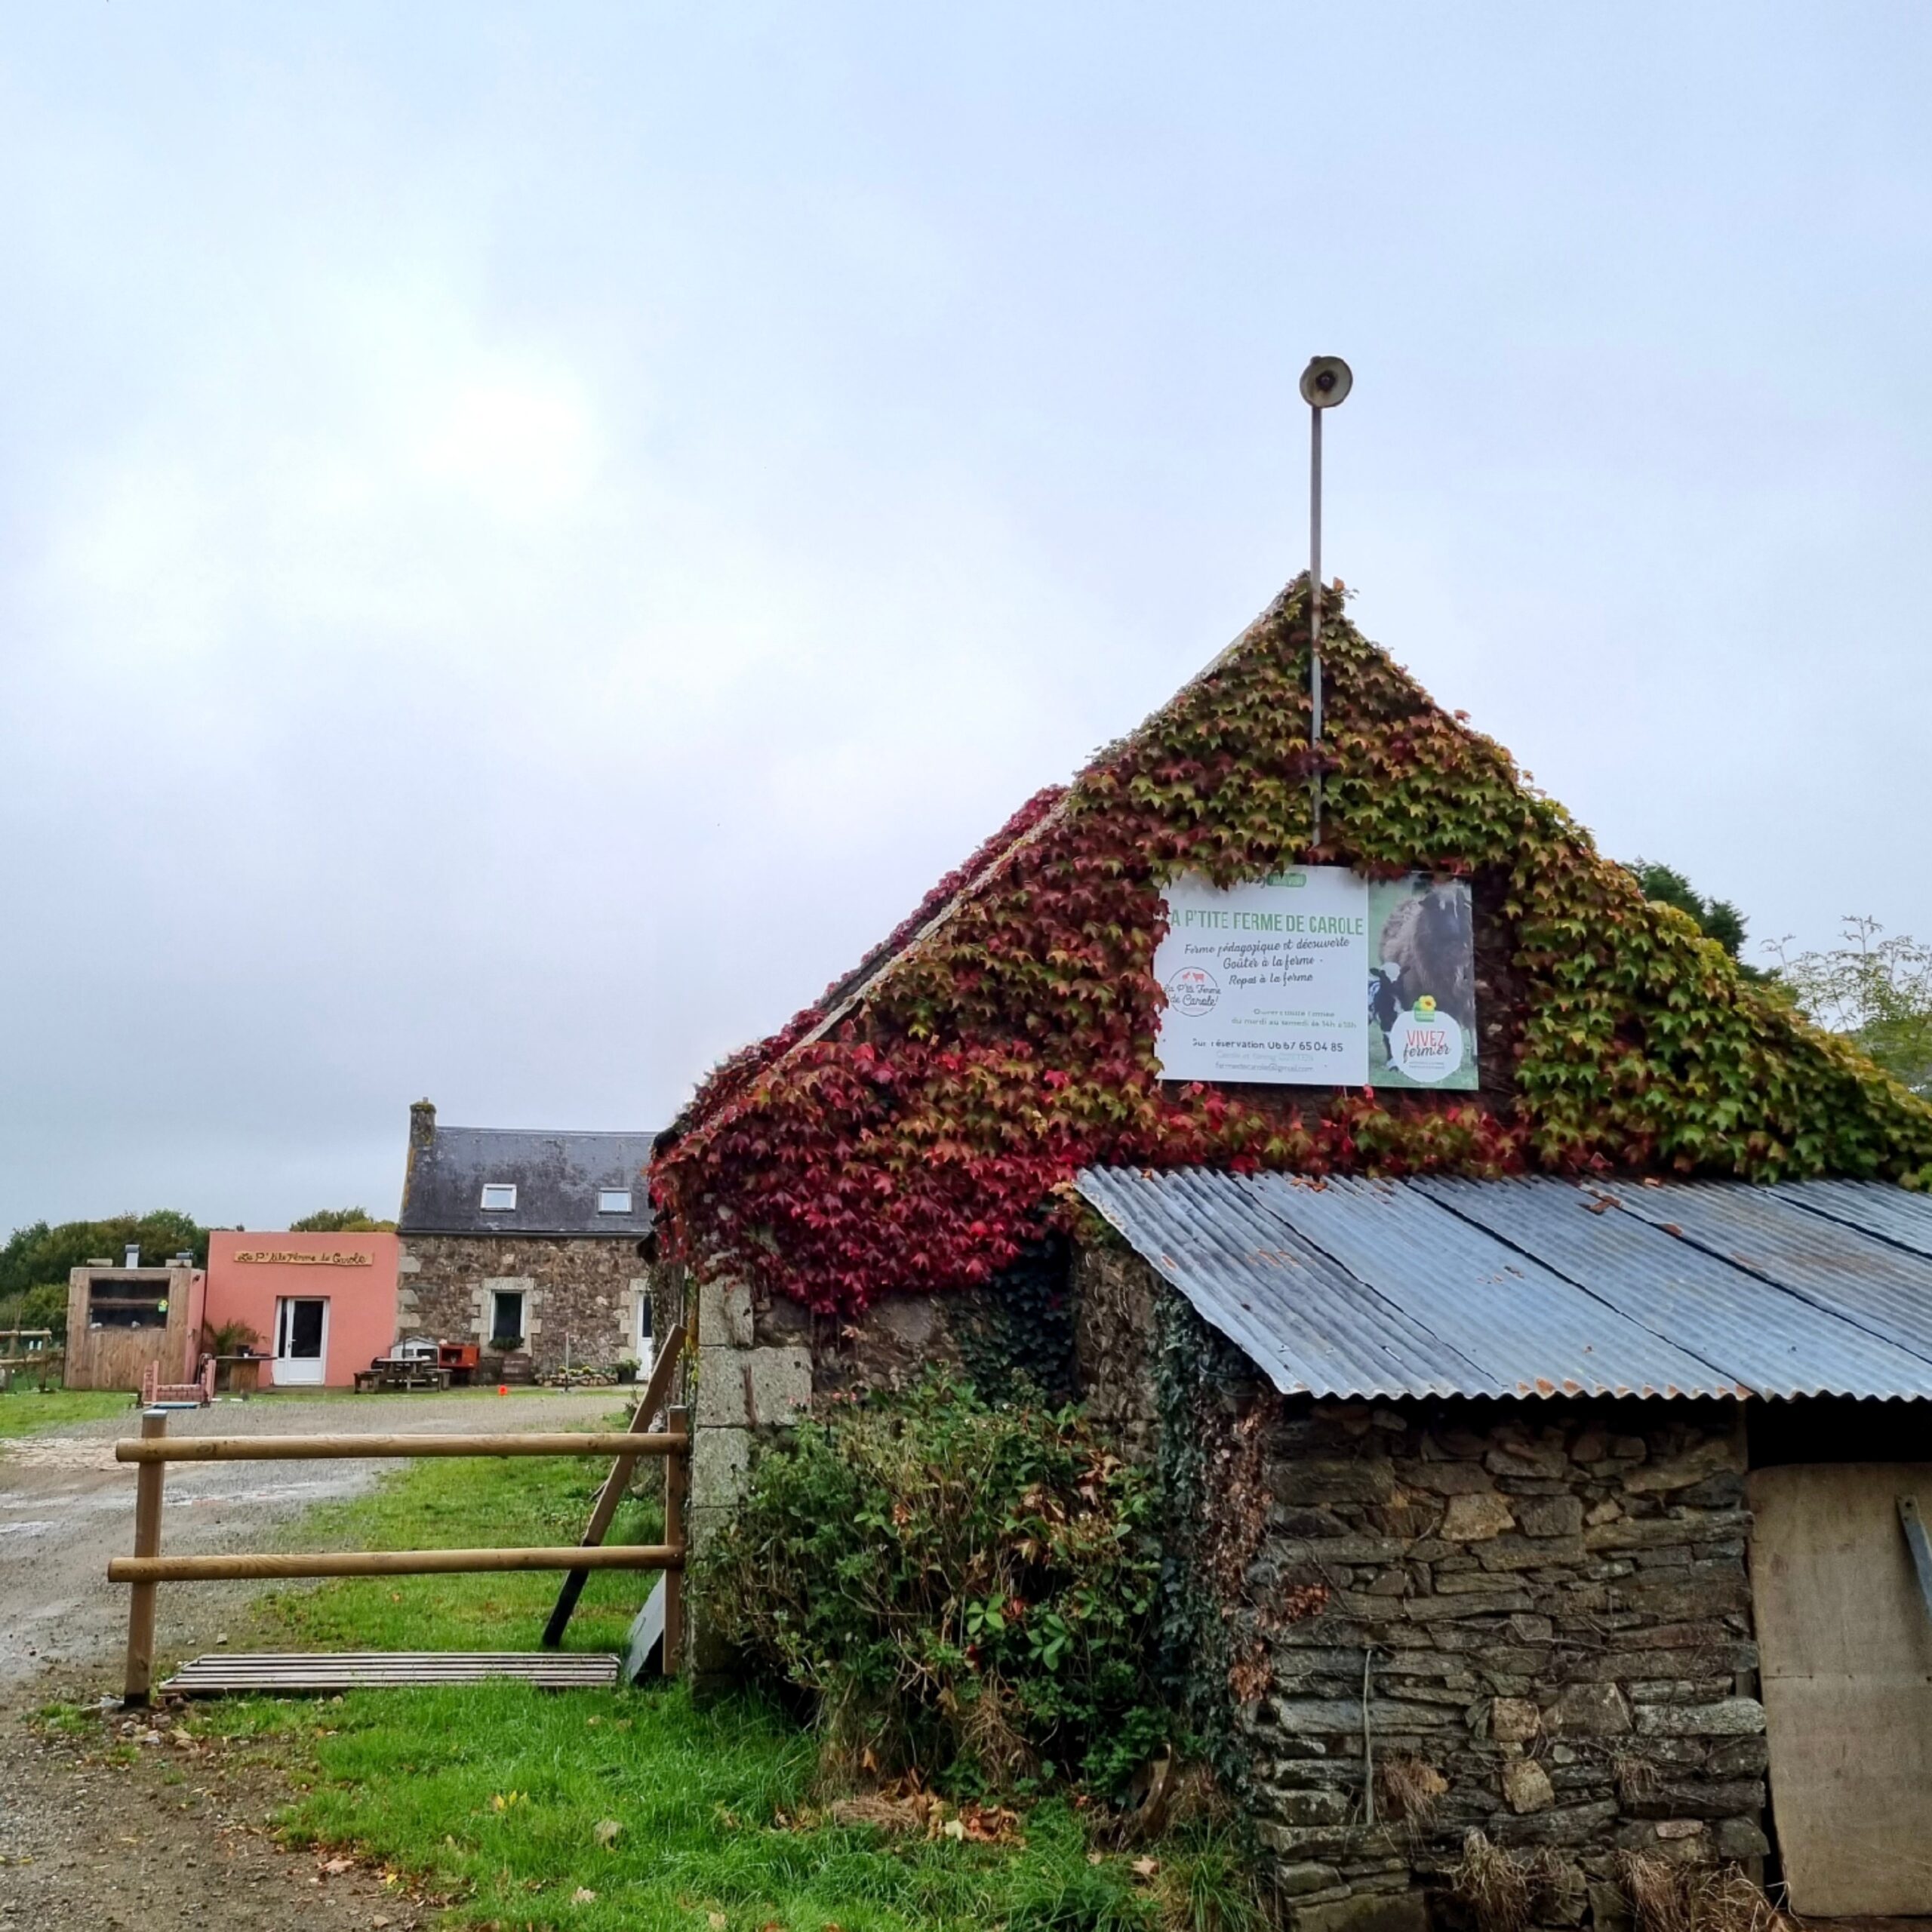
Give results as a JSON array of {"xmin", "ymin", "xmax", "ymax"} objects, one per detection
[
  {"xmin": 598, "ymin": 1188, "xmax": 633, "ymax": 1214},
  {"xmin": 480, "ymin": 1183, "xmax": 517, "ymax": 1211}
]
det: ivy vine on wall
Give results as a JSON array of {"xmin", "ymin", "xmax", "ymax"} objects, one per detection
[{"xmin": 655, "ymin": 580, "xmax": 1932, "ymax": 1315}]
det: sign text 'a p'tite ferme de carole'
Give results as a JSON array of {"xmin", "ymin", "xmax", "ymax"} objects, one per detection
[
  {"xmin": 1152, "ymin": 867, "xmax": 1479, "ymax": 1090},
  {"xmin": 232, "ymin": 1251, "xmax": 375, "ymax": 1267}
]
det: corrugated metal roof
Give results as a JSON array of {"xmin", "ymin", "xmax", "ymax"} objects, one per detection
[
  {"xmin": 1075, "ymin": 1168, "xmax": 1932, "ymax": 1402},
  {"xmin": 1773, "ymin": 1178, "xmax": 1932, "ymax": 1263}
]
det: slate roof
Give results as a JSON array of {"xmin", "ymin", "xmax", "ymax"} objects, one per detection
[
  {"xmin": 400, "ymin": 1125, "xmax": 658, "ymax": 1238},
  {"xmin": 1075, "ymin": 1168, "xmax": 1932, "ymax": 1402}
]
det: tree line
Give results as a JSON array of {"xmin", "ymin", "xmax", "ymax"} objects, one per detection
[{"xmin": 1629, "ymin": 860, "xmax": 1932, "ymax": 1097}]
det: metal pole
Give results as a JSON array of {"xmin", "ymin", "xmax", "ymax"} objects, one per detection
[
  {"xmin": 1310, "ymin": 401, "xmax": 1324, "ymax": 848},
  {"xmin": 1297, "ymin": 355, "xmax": 1351, "ymax": 854}
]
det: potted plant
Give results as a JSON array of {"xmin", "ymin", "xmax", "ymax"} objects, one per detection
[
  {"xmin": 202, "ymin": 1318, "xmax": 262, "ymax": 1358},
  {"xmin": 613, "ymin": 1356, "xmax": 639, "ymax": 1386}
]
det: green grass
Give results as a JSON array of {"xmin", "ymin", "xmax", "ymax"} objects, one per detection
[
  {"xmin": 205, "ymin": 1682, "xmax": 1215, "ymax": 1932},
  {"xmin": 189, "ymin": 1441, "xmax": 1260, "ymax": 1932},
  {"xmin": 0, "ymin": 1386, "xmax": 132, "ymax": 1438},
  {"xmin": 250, "ymin": 1427, "xmax": 654, "ymax": 1654}
]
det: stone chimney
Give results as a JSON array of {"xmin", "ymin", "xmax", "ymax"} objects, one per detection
[{"xmin": 410, "ymin": 1099, "xmax": 437, "ymax": 1152}]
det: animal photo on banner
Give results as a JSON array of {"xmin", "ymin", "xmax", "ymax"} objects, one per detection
[{"xmin": 1367, "ymin": 875, "xmax": 1478, "ymax": 1089}]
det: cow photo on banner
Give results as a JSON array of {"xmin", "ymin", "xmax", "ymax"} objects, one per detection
[{"xmin": 1151, "ymin": 867, "xmax": 1478, "ymax": 1090}]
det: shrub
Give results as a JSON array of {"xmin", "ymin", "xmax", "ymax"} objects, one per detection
[
  {"xmin": 693, "ymin": 1377, "xmax": 1167, "ymax": 1795},
  {"xmin": 202, "ymin": 1318, "xmax": 262, "ymax": 1356}
]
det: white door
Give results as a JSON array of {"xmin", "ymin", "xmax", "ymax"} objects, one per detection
[
  {"xmin": 273, "ymin": 1297, "xmax": 329, "ymax": 1386},
  {"xmin": 635, "ymin": 1294, "xmax": 654, "ymax": 1379}
]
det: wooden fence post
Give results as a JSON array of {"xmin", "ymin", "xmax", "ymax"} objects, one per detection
[
  {"xmin": 124, "ymin": 1408, "xmax": 168, "ymax": 1706},
  {"xmin": 663, "ymin": 1404, "xmax": 688, "ymax": 1677}
]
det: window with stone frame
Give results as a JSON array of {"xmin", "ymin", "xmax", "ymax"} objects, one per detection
[{"xmin": 491, "ymin": 1288, "xmax": 527, "ymax": 1347}]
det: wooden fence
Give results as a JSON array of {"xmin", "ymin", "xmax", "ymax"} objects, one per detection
[{"xmin": 109, "ymin": 1403, "xmax": 688, "ymax": 1705}]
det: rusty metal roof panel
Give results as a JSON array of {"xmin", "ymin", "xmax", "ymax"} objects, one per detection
[
  {"xmin": 1418, "ymin": 1177, "xmax": 1932, "ymax": 1400},
  {"xmin": 1771, "ymin": 1178, "xmax": 1932, "ymax": 1263},
  {"xmin": 1076, "ymin": 1165, "xmax": 1500, "ymax": 1401},
  {"xmin": 1255, "ymin": 1174, "xmax": 1735, "ymax": 1399},
  {"xmin": 1599, "ymin": 1180, "xmax": 1932, "ymax": 1366},
  {"xmin": 1074, "ymin": 1168, "xmax": 1932, "ymax": 1404}
]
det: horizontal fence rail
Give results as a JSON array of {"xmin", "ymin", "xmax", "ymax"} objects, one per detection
[
  {"xmin": 112, "ymin": 1402, "xmax": 689, "ymax": 1706},
  {"xmin": 110, "ymin": 1544, "xmax": 683, "ymax": 1583},
  {"xmin": 115, "ymin": 1431, "xmax": 685, "ymax": 1463}
]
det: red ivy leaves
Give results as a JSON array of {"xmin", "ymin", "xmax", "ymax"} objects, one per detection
[{"xmin": 654, "ymin": 580, "xmax": 1932, "ymax": 1315}]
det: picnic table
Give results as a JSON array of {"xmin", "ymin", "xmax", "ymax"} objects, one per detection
[{"xmin": 353, "ymin": 1356, "xmax": 453, "ymax": 1394}]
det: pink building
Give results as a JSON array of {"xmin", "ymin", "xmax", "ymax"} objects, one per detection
[{"xmin": 202, "ymin": 1230, "xmax": 400, "ymax": 1389}]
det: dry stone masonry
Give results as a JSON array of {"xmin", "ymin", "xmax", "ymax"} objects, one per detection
[
  {"xmin": 1189, "ymin": 1370, "xmax": 1763, "ymax": 1927},
  {"xmin": 398, "ymin": 1234, "xmax": 644, "ymax": 1377}
]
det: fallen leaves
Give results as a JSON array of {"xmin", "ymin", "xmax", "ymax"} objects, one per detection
[{"xmin": 808, "ymin": 1785, "xmax": 1026, "ymax": 1847}]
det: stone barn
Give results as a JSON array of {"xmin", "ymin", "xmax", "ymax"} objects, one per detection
[
  {"xmin": 648, "ymin": 576, "xmax": 1932, "ymax": 1921},
  {"xmin": 1072, "ymin": 1165, "xmax": 1932, "ymax": 1928}
]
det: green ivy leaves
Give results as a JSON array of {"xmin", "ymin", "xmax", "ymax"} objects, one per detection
[{"xmin": 657, "ymin": 578, "xmax": 1932, "ymax": 1314}]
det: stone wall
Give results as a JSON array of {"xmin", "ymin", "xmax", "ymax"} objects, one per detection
[
  {"xmin": 1158, "ymin": 1301, "xmax": 1765, "ymax": 1932},
  {"xmin": 675, "ymin": 1249, "xmax": 1074, "ymax": 1676},
  {"xmin": 398, "ymin": 1233, "xmax": 646, "ymax": 1377},
  {"xmin": 1071, "ymin": 1241, "xmax": 1160, "ymax": 1463},
  {"xmin": 739, "ymin": 1249, "xmax": 1075, "ymax": 1404},
  {"xmin": 683, "ymin": 1275, "xmax": 813, "ymax": 1677}
]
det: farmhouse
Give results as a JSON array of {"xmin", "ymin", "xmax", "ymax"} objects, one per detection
[
  {"xmin": 650, "ymin": 578, "xmax": 1932, "ymax": 1925},
  {"xmin": 398, "ymin": 1100, "xmax": 657, "ymax": 1379}
]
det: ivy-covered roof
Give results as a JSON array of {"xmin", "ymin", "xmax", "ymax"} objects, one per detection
[{"xmin": 655, "ymin": 579, "xmax": 1932, "ymax": 1313}]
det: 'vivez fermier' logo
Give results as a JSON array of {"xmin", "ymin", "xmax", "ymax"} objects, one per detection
[{"xmin": 1386, "ymin": 995, "xmax": 1465, "ymax": 1084}]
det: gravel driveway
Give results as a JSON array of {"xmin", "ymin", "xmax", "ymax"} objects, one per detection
[
  {"xmin": 0, "ymin": 1386, "xmax": 620, "ymax": 1696},
  {"xmin": 0, "ymin": 1387, "xmax": 621, "ymax": 1928}
]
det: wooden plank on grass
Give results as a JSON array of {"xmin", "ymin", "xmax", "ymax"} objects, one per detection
[
  {"xmin": 165, "ymin": 1651, "xmax": 620, "ymax": 1695},
  {"xmin": 543, "ymin": 1324, "xmax": 686, "ymax": 1649}
]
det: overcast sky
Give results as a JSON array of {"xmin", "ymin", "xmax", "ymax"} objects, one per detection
[{"xmin": 3, "ymin": 4, "xmax": 1928, "ymax": 1235}]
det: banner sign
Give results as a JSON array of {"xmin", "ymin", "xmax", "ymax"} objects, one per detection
[{"xmin": 1152, "ymin": 867, "xmax": 1478, "ymax": 1090}]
